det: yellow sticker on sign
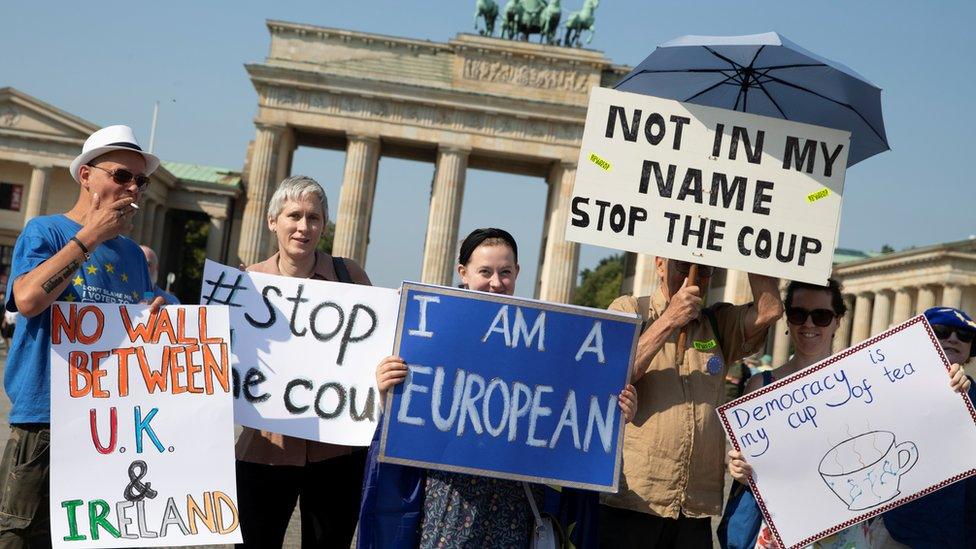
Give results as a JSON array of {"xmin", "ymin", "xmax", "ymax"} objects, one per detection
[
  {"xmin": 589, "ymin": 153, "xmax": 611, "ymax": 171},
  {"xmin": 806, "ymin": 188, "xmax": 831, "ymax": 203}
]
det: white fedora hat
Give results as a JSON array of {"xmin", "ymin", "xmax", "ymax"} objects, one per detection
[{"xmin": 70, "ymin": 125, "xmax": 160, "ymax": 183}]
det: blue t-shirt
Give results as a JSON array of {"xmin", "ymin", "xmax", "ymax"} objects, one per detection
[
  {"xmin": 4, "ymin": 215, "xmax": 153, "ymax": 423},
  {"xmin": 153, "ymin": 285, "xmax": 180, "ymax": 305}
]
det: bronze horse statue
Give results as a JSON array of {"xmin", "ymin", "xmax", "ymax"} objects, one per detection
[
  {"xmin": 564, "ymin": 0, "xmax": 599, "ymax": 47},
  {"xmin": 474, "ymin": 0, "xmax": 499, "ymax": 36},
  {"xmin": 500, "ymin": 0, "xmax": 524, "ymax": 39}
]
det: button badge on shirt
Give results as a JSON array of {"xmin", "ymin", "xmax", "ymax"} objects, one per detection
[{"xmin": 706, "ymin": 354, "xmax": 724, "ymax": 375}]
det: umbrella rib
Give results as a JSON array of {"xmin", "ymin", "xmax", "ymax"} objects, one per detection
[
  {"xmin": 762, "ymin": 74, "xmax": 887, "ymax": 142},
  {"xmin": 684, "ymin": 73, "xmax": 740, "ymax": 103},
  {"xmin": 747, "ymin": 45, "xmax": 765, "ymax": 70},
  {"xmin": 754, "ymin": 62, "xmax": 828, "ymax": 71},
  {"xmin": 755, "ymin": 80, "xmax": 788, "ymax": 118},
  {"xmin": 613, "ymin": 68, "xmax": 734, "ymax": 89},
  {"xmin": 703, "ymin": 46, "xmax": 746, "ymax": 70}
]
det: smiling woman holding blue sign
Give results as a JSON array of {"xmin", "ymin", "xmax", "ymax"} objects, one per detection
[{"xmin": 362, "ymin": 228, "xmax": 638, "ymax": 549}]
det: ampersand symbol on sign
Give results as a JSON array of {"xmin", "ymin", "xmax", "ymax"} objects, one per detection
[{"xmin": 123, "ymin": 460, "xmax": 158, "ymax": 502}]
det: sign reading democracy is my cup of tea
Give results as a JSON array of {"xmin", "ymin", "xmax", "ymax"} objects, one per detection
[
  {"xmin": 50, "ymin": 303, "xmax": 240, "ymax": 548},
  {"xmin": 717, "ymin": 316, "xmax": 976, "ymax": 548},
  {"xmin": 566, "ymin": 87, "xmax": 851, "ymax": 284}
]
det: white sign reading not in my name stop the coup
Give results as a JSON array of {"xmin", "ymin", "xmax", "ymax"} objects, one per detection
[{"xmin": 566, "ymin": 87, "xmax": 851, "ymax": 284}]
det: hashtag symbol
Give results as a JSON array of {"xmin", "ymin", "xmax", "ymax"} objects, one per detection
[{"xmin": 201, "ymin": 271, "xmax": 246, "ymax": 307}]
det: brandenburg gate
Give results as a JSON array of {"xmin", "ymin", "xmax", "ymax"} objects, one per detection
[{"xmin": 236, "ymin": 20, "xmax": 627, "ymax": 302}]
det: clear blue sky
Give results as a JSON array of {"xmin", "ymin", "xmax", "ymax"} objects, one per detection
[{"xmin": 3, "ymin": 1, "xmax": 973, "ymax": 296}]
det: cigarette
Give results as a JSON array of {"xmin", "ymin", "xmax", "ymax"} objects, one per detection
[{"xmin": 130, "ymin": 203, "xmax": 140, "ymax": 210}]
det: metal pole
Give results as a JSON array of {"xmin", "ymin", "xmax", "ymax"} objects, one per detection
[{"xmin": 148, "ymin": 101, "xmax": 159, "ymax": 154}]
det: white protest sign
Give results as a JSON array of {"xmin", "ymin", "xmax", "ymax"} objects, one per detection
[
  {"xmin": 50, "ymin": 303, "xmax": 240, "ymax": 547},
  {"xmin": 717, "ymin": 316, "xmax": 976, "ymax": 548},
  {"xmin": 566, "ymin": 87, "xmax": 851, "ymax": 284},
  {"xmin": 200, "ymin": 260, "xmax": 398, "ymax": 445}
]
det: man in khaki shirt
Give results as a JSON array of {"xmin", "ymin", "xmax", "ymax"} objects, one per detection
[{"xmin": 600, "ymin": 258, "xmax": 782, "ymax": 548}]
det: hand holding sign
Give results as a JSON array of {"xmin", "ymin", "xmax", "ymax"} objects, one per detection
[{"xmin": 566, "ymin": 88, "xmax": 850, "ymax": 285}]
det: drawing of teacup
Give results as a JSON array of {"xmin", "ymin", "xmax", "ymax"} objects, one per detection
[{"xmin": 818, "ymin": 430, "xmax": 918, "ymax": 511}]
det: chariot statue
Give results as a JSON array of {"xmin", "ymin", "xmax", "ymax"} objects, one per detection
[{"xmin": 474, "ymin": 0, "xmax": 597, "ymax": 47}]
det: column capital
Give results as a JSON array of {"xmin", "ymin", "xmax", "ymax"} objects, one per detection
[
  {"xmin": 30, "ymin": 162, "xmax": 54, "ymax": 172},
  {"xmin": 437, "ymin": 144, "xmax": 471, "ymax": 156},
  {"xmin": 254, "ymin": 121, "xmax": 288, "ymax": 135},
  {"xmin": 347, "ymin": 133, "xmax": 381, "ymax": 145}
]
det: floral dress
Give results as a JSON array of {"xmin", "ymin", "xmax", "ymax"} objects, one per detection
[{"xmin": 419, "ymin": 470, "xmax": 535, "ymax": 549}]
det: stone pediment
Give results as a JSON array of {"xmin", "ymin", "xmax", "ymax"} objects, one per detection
[{"xmin": 0, "ymin": 87, "xmax": 97, "ymax": 144}]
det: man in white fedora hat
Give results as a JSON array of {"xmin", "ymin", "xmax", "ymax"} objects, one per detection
[{"xmin": 0, "ymin": 125, "xmax": 166, "ymax": 546}]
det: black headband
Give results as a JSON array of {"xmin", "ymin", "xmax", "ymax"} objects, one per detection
[
  {"xmin": 458, "ymin": 228, "xmax": 518, "ymax": 265},
  {"xmin": 104, "ymin": 141, "xmax": 143, "ymax": 152}
]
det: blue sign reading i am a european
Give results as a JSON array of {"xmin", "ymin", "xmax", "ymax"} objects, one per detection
[{"xmin": 378, "ymin": 282, "xmax": 640, "ymax": 492}]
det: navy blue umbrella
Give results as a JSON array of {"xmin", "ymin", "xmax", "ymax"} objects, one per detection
[{"xmin": 615, "ymin": 32, "xmax": 889, "ymax": 166}]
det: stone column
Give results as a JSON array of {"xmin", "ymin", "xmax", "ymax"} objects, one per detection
[
  {"xmin": 421, "ymin": 147, "xmax": 469, "ymax": 286},
  {"xmin": 915, "ymin": 285, "xmax": 936, "ymax": 314},
  {"xmin": 538, "ymin": 161, "xmax": 580, "ymax": 303},
  {"xmin": 139, "ymin": 199, "xmax": 157, "ymax": 245},
  {"xmin": 237, "ymin": 124, "xmax": 285, "ymax": 266},
  {"xmin": 632, "ymin": 254, "xmax": 658, "ymax": 297},
  {"xmin": 151, "ymin": 204, "xmax": 167, "ymax": 254},
  {"xmin": 850, "ymin": 292, "xmax": 873, "ymax": 344},
  {"xmin": 206, "ymin": 214, "xmax": 227, "ymax": 262},
  {"xmin": 942, "ymin": 284, "xmax": 964, "ymax": 309},
  {"xmin": 23, "ymin": 164, "xmax": 52, "ymax": 224},
  {"xmin": 869, "ymin": 290, "xmax": 892, "ymax": 336},
  {"xmin": 332, "ymin": 135, "xmax": 381, "ymax": 265},
  {"xmin": 832, "ymin": 295, "xmax": 855, "ymax": 353},
  {"xmin": 772, "ymin": 315, "xmax": 790, "ymax": 366},
  {"xmin": 890, "ymin": 287, "xmax": 913, "ymax": 326}
]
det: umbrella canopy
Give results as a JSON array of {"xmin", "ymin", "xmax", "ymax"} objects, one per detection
[{"xmin": 614, "ymin": 32, "xmax": 888, "ymax": 166}]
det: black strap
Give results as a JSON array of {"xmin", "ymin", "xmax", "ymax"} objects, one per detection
[
  {"xmin": 762, "ymin": 370, "xmax": 775, "ymax": 386},
  {"xmin": 702, "ymin": 307, "xmax": 723, "ymax": 355},
  {"xmin": 332, "ymin": 256, "xmax": 353, "ymax": 284}
]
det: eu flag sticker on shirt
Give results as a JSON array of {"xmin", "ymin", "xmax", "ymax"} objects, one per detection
[{"xmin": 706, "ymin": 355, "xmax": 724, "ymax": 375}]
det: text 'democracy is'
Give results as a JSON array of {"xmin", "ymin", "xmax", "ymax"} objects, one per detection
[
  {"xmin": 50, "ymin": 303, "xmax": 240, "ymax": 548},
  {"xmin": 379, "ymin": 283, "xmax": 640, "ymax": 492},
  {"xmin": 566, "ymin": 87, "xmax": 850, "ymax": 284},
  {"xmin": 717, "ymin": 317, "xmax": 976, "ymax": 548},
  {"xmin": 200, "ymin": 260, "xmax": 398, "ymax": 445}
]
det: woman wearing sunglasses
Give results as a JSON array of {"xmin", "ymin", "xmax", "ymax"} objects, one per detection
[
  {"xmin": 869, "ymin": 306, "xmax": 976, "ymax": 548},
  {"xmin": 721, "ymin": 283, "xmax": 973, "ymax": 548}
]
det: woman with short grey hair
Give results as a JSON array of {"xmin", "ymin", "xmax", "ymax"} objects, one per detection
[{"xmin": 235, "ymin": 174, "xmax": 373, "ymax": 549}]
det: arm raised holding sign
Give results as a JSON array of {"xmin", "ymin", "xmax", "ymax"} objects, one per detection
[{"xmin": 599, "ymin": 259, "xmax": 782, "ymax": 546}]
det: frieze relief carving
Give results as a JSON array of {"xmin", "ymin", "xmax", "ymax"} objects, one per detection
[
  {"xmin": 461, "ymin": 58, "xmax": 592, "ymax": 93},
  {"xmin": 258, "ymin": 85, "xmax": 583, "ymax": 144},
  {"xmin": 0, "ymin": 106, "xmax": 20, "ymax": 127}
]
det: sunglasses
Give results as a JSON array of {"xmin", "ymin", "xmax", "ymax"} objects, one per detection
[
  {"xmin": 87, "ymin": 164, "xmax": 151, "ymax": 190},
  {"xmin": 932, "ymin": 324, "xmax": 976, "ymax": 343},
  {"xmin": 786, "ymin": 307, "xmax": 836, "ymax": 327},
  {"xmin": 673, "ymin": 261, "xmax": 714, "ymax": 277}
]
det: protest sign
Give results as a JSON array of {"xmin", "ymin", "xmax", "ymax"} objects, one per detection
[
  {"xmin": 50, "ymin": 303, "xmax": 239, "ymax": 547},
  {"xmin": 379, "ymin": 282, "xmax": 640, "ymax": 491},
  {"xmin": 565, "ymin": 87, "xmax": 851, "ymax": 284},
  {"xmin": 717, "ymin": 316, "xmax": 976, "ymax": 548},
  {"xmin": 200, "ymin": 260, "xmax": 398, "ymax": 445}
]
